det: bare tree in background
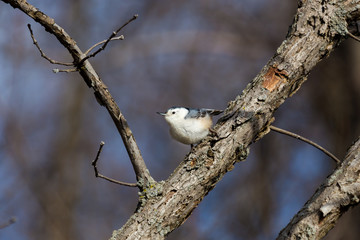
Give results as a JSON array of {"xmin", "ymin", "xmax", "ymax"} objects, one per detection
[{"xmin": 0, "ymin": 0, "xmax": 359, "ymax": 240}]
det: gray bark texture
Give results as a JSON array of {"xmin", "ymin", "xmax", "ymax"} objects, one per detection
[
  {"xmin": 2, "ymin": 0, "xmax": 360, "ymax": 239},
  {"xmin": 277, "ymin": 137, "xmax": 360, "ymax": 240},
  {"xmin": 114, "ymin": 1, "xmax": 360, "ymax": 239}
]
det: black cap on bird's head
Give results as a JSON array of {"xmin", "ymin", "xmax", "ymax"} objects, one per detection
[{"xmin": 157, "ymin": 107, "xmax": 189, "ymax": 116}]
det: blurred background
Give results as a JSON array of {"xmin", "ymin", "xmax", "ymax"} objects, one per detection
[{"xmin": 0, "ymin": 0, "xmax": 359, "ymax": 239}]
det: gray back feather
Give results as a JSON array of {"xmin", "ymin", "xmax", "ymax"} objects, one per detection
[{"xmin": 185, "ymin": 108, "xmax": 223, "ymax": 119}]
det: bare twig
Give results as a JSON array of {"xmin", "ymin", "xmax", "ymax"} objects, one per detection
[
  {"xmin": 27, "ymin": 24, "xmax": 73, "ymax": 66},
  {"xmin": 78, "ymin": 14, "xmax": 138, "ymax": 65},
  {"xmin": 92, "ymin": 141, "xmax": 137, "ymax": 187},
  {"xmin": 84, "ymin": 36, "xmax": 125, "ymax": 55},
  {"xmin": 270, "ymin": 125, "xmax": 341, "ymax": 164},
  {"xmin": 8, "ymin": 1, "xmax": 153, "ymax": 186},
  {"xmin": 347, "ymin": 31, "xmax": 360, "ymax": 42},
  {"xmin": 0, "ymin": 217, "xmax": 16, "ymax": 229},
  {"xmin": 52, "ymin": 68, "xmax": 77, "ymax": 73}
]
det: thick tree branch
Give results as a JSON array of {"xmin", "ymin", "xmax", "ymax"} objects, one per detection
[
  {"xmin": 2, "ymin": 0, "xmax": 154, "ymax": 187},
  {"xmin": 277, "ymin": 137, "xmax": 360, "ymax": 240},
  {"xmin": 112, "ymin": 0, "xmax": 360, "ymax": 239}
]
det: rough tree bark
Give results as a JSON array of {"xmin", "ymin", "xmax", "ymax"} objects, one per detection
[
  {"xmin": 2, "ymin": 0, "xmax": 360, "ymax": 239},
  {"xmin": 277, "ymin": 137, "xmax": 360, "ymax": 239}
]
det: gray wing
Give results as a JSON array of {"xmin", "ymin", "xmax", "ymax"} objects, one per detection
[
  {"xmin": 185, "ymin": 108, "xmax": 223, "ymax": 119},
  {"xmin": 201, "ymin": 108, "xmax": 223, "ymax": 116}
]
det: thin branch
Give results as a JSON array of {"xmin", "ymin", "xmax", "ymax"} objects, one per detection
[
  {"xmin": 27, "ymin": 24, "xmax": 73, "ymax": 66},
  {"xmin": 5, "ymin": 0, "xmax": 153, "ymax": 188},
  {"xmin": 347, "ymin": 31, "xmax": 360, "ymax": 42},
  {"xmin": 0, "ymin": 217, "xmax": 16, "ymax": 229},
  {"xmin": 78, "ymin": 14, "xmax": 138, "ymax": 65},
  {"xmin": 52, "ymin": 68, "xmax": 77, "ymax": 73},
  {"xmin": 92, "ymin": 141, "xmax": 137, "ymax": 187},
  {"xmin": 270, "ymin": 125, "xmax": 341, "ymax": 164},
  {"xmin": 84, "ymin": 36, "xmax": 124, "ymax": 55}
]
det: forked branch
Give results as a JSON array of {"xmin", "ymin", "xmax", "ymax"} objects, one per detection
[
  {"xmin": 85, "ymin": 36, "xmax": 124, "ymax": 55},
  {"xmin": 4, "ymin": 0, "xmax": 154, "ymax": 188},
  {"xmin": 79, "ymin": 14, "xmax": 138, "ymax": 65},
  {"xmin": 27, "ymin": 15, "xmax": 134, "ymax": 72},
  {"xmin": 92, "ymin": 142, "xmax": 137, "ymax": 187}
]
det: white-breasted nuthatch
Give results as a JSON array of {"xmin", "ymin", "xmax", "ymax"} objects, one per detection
[{"xmin": 157, "ymin": 107, "xmax": 223, "ymax": 146}]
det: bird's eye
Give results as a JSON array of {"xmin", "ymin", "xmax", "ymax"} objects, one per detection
[{"xmin": 172, "ymin": 111, "xmax": 176, "ymax": 114}]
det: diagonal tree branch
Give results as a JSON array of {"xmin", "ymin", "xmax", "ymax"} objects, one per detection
[
  {"xmin": 2, "ymin": 0, "xmax": 154, "ymax": 188},
  {"xmin": 111, "ymin": 0, "xmax": 360, "ymax": 239},
  {"xmin": 277, "ymin": 137, "xmax": 360, "ymax": 240}
]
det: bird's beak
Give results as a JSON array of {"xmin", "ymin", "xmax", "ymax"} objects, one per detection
[{"xmin": 157, "ymin": 112, "xmax": 166, "ymax": 116}]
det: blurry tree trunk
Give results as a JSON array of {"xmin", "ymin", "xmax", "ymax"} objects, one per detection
[{"xmin": 2, "ymin": 0, "xmax": 360, "ymax": 240}]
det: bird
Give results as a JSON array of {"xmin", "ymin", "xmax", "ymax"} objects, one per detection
[{"xmin": 157, "ymin": 107, "xmax": 223, "ymax": 147}]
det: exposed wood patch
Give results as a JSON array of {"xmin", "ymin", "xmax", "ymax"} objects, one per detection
[{"xmin": 262, "ymin": 66, "xmax": 288, "ymax": 92}]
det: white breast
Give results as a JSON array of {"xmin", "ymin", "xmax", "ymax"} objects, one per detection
[{"xmin": 168, "ymin": 116, "xmax": 212, "ymax": 145}]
